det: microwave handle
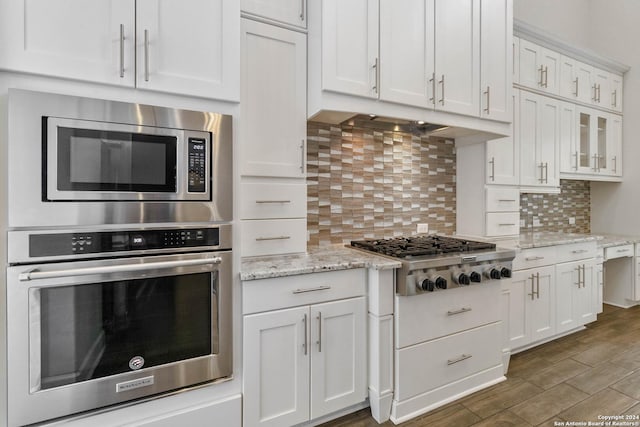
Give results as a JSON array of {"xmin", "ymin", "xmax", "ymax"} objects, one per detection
[{"xmin": 19, "ymin": 257, "xmax": 223, "ymax": 282}]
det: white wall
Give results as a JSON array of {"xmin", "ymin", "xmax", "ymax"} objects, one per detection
[
  {"xmin": 516, "ymin": 0, "xmax": 640, "ymax": 235},
  {"xmin": 514, "ymin": 0, "xmax": 592, "ymax": 49}
]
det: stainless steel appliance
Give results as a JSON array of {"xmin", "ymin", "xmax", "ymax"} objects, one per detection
[
  {"xmin": 7, "ymin": 89, "xmax": 232, "ymax": 227},
  {"xmin": 350, "ymin": 235, "xmax": 515, "ymax": 295},
  {"xmin": 6, "ymin": 225, "xmax": 232, "ymax": 426}
]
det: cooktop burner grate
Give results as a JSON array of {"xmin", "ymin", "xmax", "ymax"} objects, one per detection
[{"xmin": 350, "ymin": 235, "xmax": 496, "ymax": 259}]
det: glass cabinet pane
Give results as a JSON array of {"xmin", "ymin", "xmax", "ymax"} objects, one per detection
[
  {"xmin": 598, "ymin": 116, "xmax": 607, "ymax": 170},
  {"xmin": 579, "ymin": 113, "xmax": 590, "ymax": 168}
]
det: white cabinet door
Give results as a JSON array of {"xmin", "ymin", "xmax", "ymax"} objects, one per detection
[
  {"xmin": 559, "ymin": 101, "xmax": 577, "ymax": 174},
  {"xmin": 0, "ymin": 0, "xmax": 135, "ymax": 86},
  {"xmin": 322, "ymin": 0, "xmax": 379, "ymax": 98},
  {"xmin": 434, "ymin": 0, "xmax": 480, "ymax": 116},
  {"xmin": 509, "ymin": 270, "xmax": 530, "ymax": 350},
  {"xmin": 243, "ymin": 306, "xmax": 310, "ymax": 427},
  {"xmin": 555, "ymin": 261, "xmax": 581, "ymax": 333},
  {"xmin": 610, "ymin": 73, "xmax": 623, "ymax": 113},
  {"xmin": 609, "ymin": 114, "xmax": 623, "ymax": 177},
  {"xmin": 559, "ymin": 55, "xmax": 578, "ymax": 100},
  {"xmin": 379, "ymin": 0, "xmax": 434, "ymax": 108},
  {"xmin": 240, "ymin": 19, "xmax": 306, "ymax": 178},
  {"xmin": 136, "ymin": 0, "xmax": 239, "ymax": 100},
  {"xmin": 480, "ymin": 0, "xmax": 512, "ymax": 122},
  {"xmin": 576, "ymin": 61, "xmax": 595, "ymax": 105},
  {"xmin": 519, "ymin": 91, "xmax": 559, "ymax": 189},
  {"xmin": 486, "ymin": 91, "xmax": 519, "ymax": 185},
  {"xmin": 578, "ymin": 261, "xmax": 597, "ymax": 325},
  {"xmin": 310, "ymin": 297, "xmax": 367, "ymax": 419},
  {"xmin": 518, "ymin": 39, "xmax": 560, "ymax": 95},
  {"xmin": 528, "ymin": 265, "xmax": 555, "ymax": 343},
  {"xmin": 592, "ymin": 68, "xmax": 610, "ymax": 108},
  {"xmin": 596, "ymin": 262, "xmax": 604, "ymax": 314},
  {"xmin": 241, "ymin": 0, "xmax": 306, "ymax": 28}
]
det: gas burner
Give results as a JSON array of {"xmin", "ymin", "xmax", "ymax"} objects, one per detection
[{"xmin": 350, "ymin": 235, "xmax": 496, "ymax": 259}]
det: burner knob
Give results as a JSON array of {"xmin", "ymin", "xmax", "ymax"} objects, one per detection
[
  {"xmin": 435, "ymin": 276, "xmax": 447, "ymax": 289},
  {"xmin": 469, "ymin": 271, "xmax": 482, "ymax": 283},
  {"xmin": 418, "ymin": 278, "xmax": 435, "ymax": 292},
  {"xmin": 485, "ymin": 268, "xmax": 502, "ymax": 280},
  {"xmin": 500, "ymin": 267, "xmax": 512, "ymax": 278},
  {"xmin": 454, "ymin": 273, "xmax": 470, "ymax": 286}
]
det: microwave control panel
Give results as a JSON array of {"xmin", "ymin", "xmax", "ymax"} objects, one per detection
[
  {"xmin": 188, "ymin": 137, "xmax": 207, "ymax": 193},
  {"xmin": 28, "ymin": 228, "xmax": 220, "ymax": 257}
]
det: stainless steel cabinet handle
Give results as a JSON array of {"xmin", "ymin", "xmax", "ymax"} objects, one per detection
[
  {"xmin": 498, "ymin": 199, "xmax": 516, "ymax": 202},
  {"xmin": 447, "ymin": 354, "xmax": 472, "ymax": 365},
  {"xmin": 255, "ymin": 200, "xmax": 292, "ymax": 204},
  {"xmin": 300, "ymin": 140, "xmax": 305, "ymax": 173},
  {"xmin": 612, "ymin": 89, "xmax": 617, "ymax": 107},
  {"xmin": 581, "ymin": 265, "xmax": 586, "ymax": 288},
  {"xmin": 19, "ymin": 257, "xmax": 223, "ymax": 281},
  {"xmin": 293, "ymin": 285, "xmax": 331, "ymax": 294},
  {"xmin": 544, "ymin": 162, "xmax": 548, "ymax": 184},
  {"xmin": 439, "ymin": 74, "xmax": 445, "ymax": 105},
  {"xmin": 255, "ymin": 236, "xmax": 291, "ymax": 241},
  {"xmin": 544, "ymin": 65, "xmax": 549, "ymax": 87},
  {"xmin": 613, "ymin": 156, "xmax": 617, "ymax": 174},
  {"xmin": 616, "ymin": 248, "xmax": 630, "ymax": 253},
  {"xmin": 144, "ymin": 29, "xmax": 150, "ymax": 82},
  {"xmin": 539, "ymin": 163, "xmax": 545, "ymax": 183},
  {"xmin": 303, "ymin": 314, "xmax": 308, "ymax": 355},
  {"xmin": 499, "ymin": 223, "xmax": 516, "ymax": 226},
  {"xmin": 300, "ymin": 0, "xmax": 305, "ymax": 20},
  {"xmin": 573, "ymin": 151, "xmax": 578, "ymax": 171},
  {"xmin": 372, "ymin": 58, "xmax": 379, "ymax": 94},
  {"xmin": 484, "ymin": 86, "xmax": 490, "ymax": 113},
  {"xmin": 525, "ymin": 256, "xmax": 544, "ymax": 261},
  {"xmin": 488, "ymin": 157, "xmax": 495, "ymax": 182},
  {"xmin": 536, "ymin": 272, "xmax": 540, "ymax": 298},
  {"xmin": 538, "ymin": 66, "xmax": 544, "ymax": 86},
  {"xmin": 592, "ymin": 84, "xmax": 597, "ymax": 101},
  {"xmin": 317, "ymin": 312, "xmax": 322, "ymax": 352},
  {"xmin": 528, "ymin": 274, "xmax": 536, "ymax": 300},
  {"xmin": 573, "ymin": 77, "xmax": 578, "ymax": 96},
  {"xmin": 592, "ymin": 154, "xmax": 598, "ymax": 172},
  {"xmin": 575, "ymin": 266, "xmax": 582, "ymax": 288},
  {"xmin": 119, "ymin": 24, "xmax": 125, "ymax": 78},
  {"xmin": 597, "ymin": 84, "xmax": 601, "ymax": 102},
  {"xmin": 429, "ymin": 72, "xmax": 436, "ymax": 105},
  {"xmin": 447, "ymin": 307, "xmax": 472, "ymax": 316},
  {"xmin": 572, "ymin": 249, "xmax": 589, "ymax": 254}
]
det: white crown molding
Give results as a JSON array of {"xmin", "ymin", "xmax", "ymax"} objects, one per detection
[{"xmin": 514, "ymin": 18, "xmax": 630, "ymax": 75}]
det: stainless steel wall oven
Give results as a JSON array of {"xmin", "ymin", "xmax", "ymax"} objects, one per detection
[{"xmin": 4, "ymin": 90, "xmax": 234, "ymax": 426}]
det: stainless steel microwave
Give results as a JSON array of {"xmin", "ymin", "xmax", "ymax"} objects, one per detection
[{"xmin": 7, "ymin": 89, "xmax": 233, "ymax": 228}]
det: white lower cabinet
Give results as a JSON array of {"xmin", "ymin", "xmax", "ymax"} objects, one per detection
[
  {"xmin": 510, "ymin": 266, "xmax": 555, "ymax": 349},
  {"xmin": 555, "ymin": 259, "xmax": 596, "ymax": 334},
  {"xmin": 242, "ymin": 270, "xmax": 367, "ymax": 427}
]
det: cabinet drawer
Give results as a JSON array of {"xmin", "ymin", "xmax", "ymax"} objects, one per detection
[
  {"xmin": 556, "ymin": 242, "xmax": 597, "ymax": 262},
  {"xmin": 396, "ymin": 282, "xmax": 501, "ymax": 347},
  {"xmin": 513, "ymin": 246, "xmax": 556, "ymax": 270},
  {"xmin": 240, "ymin": 182, "xmax": 306, "ymax": 219},
  {"xmin": 395, "ymin": 322, "xmax": 502, "ymax": 400},
  {"xmin": 243, "ymin": 269, "xmax": 366, "ymax": 314},
  {"xmin": 486, "ymin": 212, "xmax": 519, "ymax": 236},
  {"xmin": 485, "ymin": 187, "xmax": 519, "ymax": 212},
  {"xmin": 241, "ymin": 219, "xmax": 306, "ymax": 257},
  {"xmin": 605, "ymin": 244, "xmax": 634, "ymax": 260}
]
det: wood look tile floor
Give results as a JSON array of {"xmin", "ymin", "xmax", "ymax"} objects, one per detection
[{"xmin": 321, "ymin": 304, "xmax": 640, "ymax": 427}]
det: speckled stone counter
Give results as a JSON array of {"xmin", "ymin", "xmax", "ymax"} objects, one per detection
[
  {"xmin": 240, "ymin": 245, "xmax": 401, "ymax": 281},
  {"xmin": 595, "ymin": 234, "xmax": 640, "ymax": 248},
  {"xmin": 517, "ymin": 232, "xmax": 602, "ymax": 249}
]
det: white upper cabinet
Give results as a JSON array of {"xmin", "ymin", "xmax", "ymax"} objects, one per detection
[
  {"xmin": 610, "ymin": 73, "xmax": 623, "ymax": 112},
  {"xmin": 0, "ymin": 0, "xmax": 135, "ymax": 86},
  {"xmin": 322, "ymin": 0, "xmax": 379, "ymax": 99},
  {"xmin": 486, "ymin": 91, "xmax": 519, "ymax": 185},
  {"xmin": 435, "ymin": 0, "xmax": 481, "ymax": 116},
  {"xmin": 241, "ymin": 0, "xmax": 307, "ymax": 28},
  {"xmin": 0, "ymin": 0, "xmax": 239, "ymax": 101},
  {"xmin": 136, "ymin": 0, "xmax": 239, "ymax": 100},
  {"xmin": 518, "ymin": 39, "xmax": 560, "ymax": 95},
  {"xmin": 379, "ymin": 0, "xmax": 434, "ymax": 108},
  {"xmin": 480, "ymin": 0, "xmax": 513, "ymax": 122},
  {"xmin": 240, "ymin": 19, "xmax": 307, "ymax": 178},
  {"xmin": 609, "ymin": 114, "xmax": 623, "ymax": 177},
  {"xmin": 519, "ymin": 91, "xmax": 560, "ymax": 190}
]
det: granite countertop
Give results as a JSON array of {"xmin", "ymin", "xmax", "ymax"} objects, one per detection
[
  {"xmin": 517, "ymin": 232, "xmax": 602, "ymax": 249},
  {"xmin": 240, "ymin": 245, "xmax": 401, "ymax": 281},
  {"xmin": 594, "ymin": 234, "xmax": 640, "ymax": 248}
]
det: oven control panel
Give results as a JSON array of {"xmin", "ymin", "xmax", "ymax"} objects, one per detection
[
  {"xmin": 188, "ymin": 137, "xmax": 207, "ymax": 193},
  {"xmin": 28, "ymin": 228, "xmax": 220, "ymax": 257}
]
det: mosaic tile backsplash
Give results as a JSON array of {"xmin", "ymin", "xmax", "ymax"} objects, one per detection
[
  {"xmin": 520, "ymin": 180, "xmax": 591, "ymax": 233},
  {"xmin": 307, "ymin": 121, "xmax": 457, "ymax": 247}
]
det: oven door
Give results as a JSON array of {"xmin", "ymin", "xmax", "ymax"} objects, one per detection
[
  {"xmin": 6, "ymin": 251, "xmax": 231, "ymax": 426},
  {"xmin": 46, "ymin": 117, "xmax": 211, "ymax": 201}
]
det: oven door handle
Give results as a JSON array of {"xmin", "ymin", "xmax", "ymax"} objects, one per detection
[{"xmin": 18, "ymin": 257, "xmax": 223, "ymax": 281}]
